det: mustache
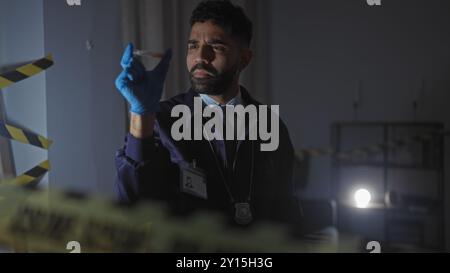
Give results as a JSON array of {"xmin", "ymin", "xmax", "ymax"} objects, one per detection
[{"xmin": 189, "ymin": 63, "xmax": 218, "ymax": 77}]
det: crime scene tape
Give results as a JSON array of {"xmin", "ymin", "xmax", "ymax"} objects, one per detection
[
  {"xmin": 296, "ymin": 130, "xmax": 449, "ymax": 162},
  {"xmin": 0, "ymin": 184, "xmax": 358, "ymax": 253},
  {"xmin": 1, "ymin": 160, "xmax": 50, "ymax": 187},
  {"xmin": 0, "ymin": 55, "xmax": 54, "ymax": 89},
  {"xmin": 0, "ymin": 54, "xmax": 54, "ymax": 187},
  {"xmin": 0, "ymin": 122, "xmax": 52, "ymax": 150}
]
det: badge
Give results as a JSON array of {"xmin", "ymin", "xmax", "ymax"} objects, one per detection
[
  {"xmin": 180, "ymin": 161, "xmax": 207, "ymax": 200},
  {"xmin": 234, "ymin": 202, "xmax": 253, "ymax": 225}
]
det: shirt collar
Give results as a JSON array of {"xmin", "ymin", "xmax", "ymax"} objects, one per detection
[{"xmin": 199, "ymin": 87, "xmax": 243, "ymax": 107}]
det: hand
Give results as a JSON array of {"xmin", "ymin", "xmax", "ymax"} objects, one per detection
[{"xmin": 115, "ymin": 43, "xmax": 172, "ymax": 115}]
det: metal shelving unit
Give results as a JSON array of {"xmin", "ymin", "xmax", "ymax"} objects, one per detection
[{"xmin": 331, "ymin": 122, "xmax": 445, "ymax": 252}]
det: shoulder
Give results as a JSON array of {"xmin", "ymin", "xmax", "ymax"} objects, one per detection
[
  {"xmin": 241, "ymin": 87, "xmax": 293, "ymax": 153},
  {"xmin": 155, "ymin": 90, "xmax": 195, "ymax": 124},
  {"xmin": 242, "ymin": 88, "xmax": 291, "ymax": 140},
  {"xmin": 159, "ymin": 91, "xmax": 194, "ymax": 112}
]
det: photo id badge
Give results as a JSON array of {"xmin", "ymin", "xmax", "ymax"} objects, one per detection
[{"xmin": 180, "ymin": 162, "xmax": 207, "ymax": 200}]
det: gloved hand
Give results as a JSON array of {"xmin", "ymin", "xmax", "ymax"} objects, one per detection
[{"xmin": 115, "ymin": 43, "xmax": 172, "ymax": 114}]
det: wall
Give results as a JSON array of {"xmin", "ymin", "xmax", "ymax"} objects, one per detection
[{"xmin": 43, "ymin": 0, "xmax": 125, "ymax": 196}]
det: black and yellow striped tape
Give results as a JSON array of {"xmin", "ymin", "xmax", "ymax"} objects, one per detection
[
  {"xmin": 296, "ymin": 130, "xmax": 448, "ymax": 162},
  {"xmin": 0, "ymin": 54, "xmax": 54, "ymax": 188},
  {"xmin": 4, "ymin": 160, "xmax": 50, "ymax": 186},
  {"xmin": 0, "ymin": 122, "xmax": 52, "ymax": 150},
  {"xmin": 0, "ymin": 54, "xmax": 53, "ymax": 89}
]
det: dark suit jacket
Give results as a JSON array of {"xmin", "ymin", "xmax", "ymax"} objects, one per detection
[{"xmin": 115, "ymin": 87, "xmax": 303, "ymax": 229}]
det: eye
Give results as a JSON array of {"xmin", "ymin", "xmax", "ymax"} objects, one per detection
[
  {"xmin": 212, "ymin": 45, "xmax": 226, "ymax": 52},
  {"xmin": 188, "ymin": 43, "xmax": 198, "ymax": 50}
]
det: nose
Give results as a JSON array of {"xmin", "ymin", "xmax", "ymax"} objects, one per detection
[{"xmin": 194, "ymin": 44, "xmax": 214, "ymax": 64}]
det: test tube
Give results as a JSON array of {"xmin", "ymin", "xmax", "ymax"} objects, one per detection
[{"xmin": 133, "ymin": 49, "xmax": 165, "ymax": 58}]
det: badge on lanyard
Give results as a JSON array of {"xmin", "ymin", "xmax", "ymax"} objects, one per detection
[
  {"xmin": 180, "ymin": 160, "xmax": 208, "ymax": 200},
  {"xmin": 234, "ymin": 202, "xmax": 253, "ymax": 226}
]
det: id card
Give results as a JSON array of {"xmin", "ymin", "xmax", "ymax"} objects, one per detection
[{"xmin": 180, "ymin": 164, "xmax": 207, "ymax": 200}]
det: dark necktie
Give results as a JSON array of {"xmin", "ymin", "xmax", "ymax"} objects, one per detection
[{"xmin": 221, "ymin": 105, "xmax": 238, "ymax": 171}]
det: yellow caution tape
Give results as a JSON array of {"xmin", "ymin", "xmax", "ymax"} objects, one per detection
[
  {"xmin": 0, "ymin": 54, "xmax": 54, "ymax": 188},
  {"xmin": 0, "ymin": 122, "xmax": 52, "ymax": 150},
  {"xmin": 0, "ymin": 184, "xmax": 358, "ymax": 253},
  {"xmin": 0, "ymin": 55, "xmax": 53, "ymax": 89},
  {"xmin": 297, "ymin": 130, "xmax": 447, "ymax": 162},
  {"xmin": 2, "ymin": 160, "xmax": 50, "ymax": 187}
]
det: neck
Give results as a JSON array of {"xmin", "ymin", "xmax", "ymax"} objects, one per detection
[{"xmin": 209, "ymin": 83, "xmax": 240, "ymax": 105}]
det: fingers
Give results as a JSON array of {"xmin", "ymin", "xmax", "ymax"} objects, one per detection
[
  {"xmin": 153, "ymin": 48, "xmax": 172, "ymax": 78},
  {"xmin": 119, "ymin": 42, "xmax": 146, "ymax": 82},
  {"xmin": 126, "ymin": 60, "xmax": 146, "ymax": 82},
  {"xmin": 115, "ymin": 69, "xmax": 130, "ymax": 91},
  {"xmin": 120, "ymin": 43, "xmax": 134, "ymax": 69}
]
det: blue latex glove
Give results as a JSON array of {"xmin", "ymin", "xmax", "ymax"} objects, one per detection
[{"xmin": 115, "ymin": 43, "xmax": 172, "ymax": 114}]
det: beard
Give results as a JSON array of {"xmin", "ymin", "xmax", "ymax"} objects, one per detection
[{"xmin": 189, "ymin": 63, "xmax": 238, "ymax": 96}]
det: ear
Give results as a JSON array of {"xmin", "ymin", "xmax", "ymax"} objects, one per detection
[{"xmin": 239, "ymin": 48, "xmax": 253, "ymax": 72}]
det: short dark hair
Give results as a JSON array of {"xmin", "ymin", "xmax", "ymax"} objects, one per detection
[{"xmin": 190, "ymin": 0, "xmax": 253, "ymax": 47}]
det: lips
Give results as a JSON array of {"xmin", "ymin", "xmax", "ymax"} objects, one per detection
[{"xmin": 193, "ymin": 69, "xmax": 214, "ymax": 79}]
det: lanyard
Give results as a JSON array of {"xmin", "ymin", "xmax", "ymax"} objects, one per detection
[
  {"xmin": 203, "ymin": 126, "xmax": 255, "ymax": 204},
  {"xmin": 200, "ymin": 102, "xmax": 256, "ymax": 225}
]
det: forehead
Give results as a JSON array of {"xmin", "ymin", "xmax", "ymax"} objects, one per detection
[{"xmin": 189, "ymin": 21, "xmax": 232, "ymax": 42}]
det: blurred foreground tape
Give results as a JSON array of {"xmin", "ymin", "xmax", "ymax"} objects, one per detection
[{"xmin": 0, "ymin": 185, "xmax": 359, "ymax": 253}]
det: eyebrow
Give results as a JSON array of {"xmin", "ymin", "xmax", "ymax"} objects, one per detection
[
  {"xmin": 207, "ymin": 38, "xmax": 227, "ymax": 45},
  {"xmin": 187, "ymin": 38, "xmax": 228, "ymax": 45}
]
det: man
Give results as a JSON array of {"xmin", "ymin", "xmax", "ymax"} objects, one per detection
[{"xmin": 115, "ymin": 0, "xmax": 302, "ymax": 228}]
